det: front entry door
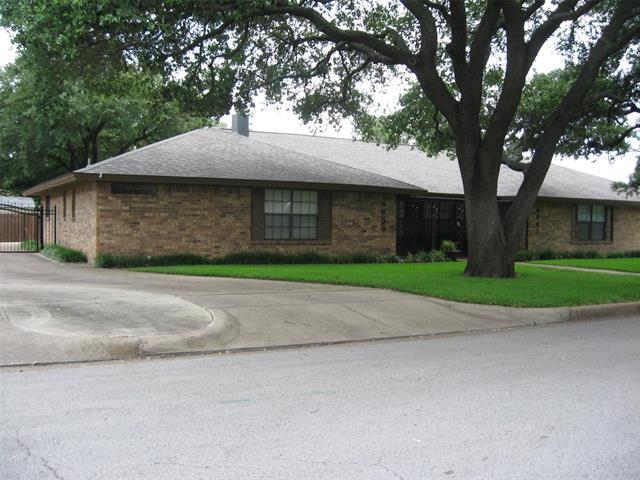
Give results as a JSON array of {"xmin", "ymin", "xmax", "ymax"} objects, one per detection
[{"xmin": 397, "ymin": 200, "xmax": 427, "ymax": 255}]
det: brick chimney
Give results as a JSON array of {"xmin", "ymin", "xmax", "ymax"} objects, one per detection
[{"xmin": 231, "ymin": 113, "xmax": 249, "ymax": 137}]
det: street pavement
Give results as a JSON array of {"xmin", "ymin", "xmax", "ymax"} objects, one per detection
[{"xmin": 1, "ymin": 317, "xmax": 639, "ymax": 480}]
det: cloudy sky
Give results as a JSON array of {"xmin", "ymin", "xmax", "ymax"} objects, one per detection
[{"xmin": 0, "ymin": 28, "xmax": 635, "ymax": 182}]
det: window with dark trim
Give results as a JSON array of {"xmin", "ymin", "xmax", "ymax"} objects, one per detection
[
  {"xmin": 63, "ymin": 191, "xmax": 67, "ymax": 220},
  {"xmin": 71, "ymin": 188, "xmax": 76, "ymax": 221},
  {"xmin": 111, "ymin": 182, "xmax": 156, "ymax": 195},
  {"xmin": 574, "ymin": 204, "xmax": 612, "ymax": 241},
  {"xmin": 45, "ymin": 195, "xmax": 51, "ymax": 218},
  {"xmin": 264, "ymin": 189, "xmax": 318, "ymax": 240}
]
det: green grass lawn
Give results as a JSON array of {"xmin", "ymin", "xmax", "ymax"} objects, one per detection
[
  {"xmin": 532, "ymin": 257, "xmax": 640, "ymax": 273},
  {"xmin": 133, "ymin": 262, "xmax": 640, "ymax": 307}
]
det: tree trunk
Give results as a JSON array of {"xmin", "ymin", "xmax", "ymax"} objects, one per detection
[{"xmin": 463, "ymin": 190, "xmax": 516, "ymax": 278}]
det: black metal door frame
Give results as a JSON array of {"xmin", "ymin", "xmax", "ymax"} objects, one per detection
[{"xmin": 397, "ymin": 197, "xmax": 467, "ymax": 255}]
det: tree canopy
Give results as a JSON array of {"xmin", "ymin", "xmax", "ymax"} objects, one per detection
[
  {"xmin": 0, "ymin": 16, "xmax": 218, "ymax": 192},
  {"xmin": 1, "ymin": 0, "xmax": 639, "ymax": 276}
]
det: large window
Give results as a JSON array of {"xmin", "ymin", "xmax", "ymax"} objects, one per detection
[
  {"xmin": 265, "ymin": 189, "xmax": 318, "ymax": 240},
  {"xmin": 575, "ymin": 204, "xmax": 611, "ymax": 241}
]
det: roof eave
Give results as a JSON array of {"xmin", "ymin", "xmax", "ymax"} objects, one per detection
[
  {"xmin": 90, "ymin": 173, "xmax": 427, "ymax": 195},
  {"xmin": 500, "ymin": 194, "xmax": 640, "ymax": 206},
  {"xmin": 22, "ymin": 172, "xmax": 96, "ymax": 196}
]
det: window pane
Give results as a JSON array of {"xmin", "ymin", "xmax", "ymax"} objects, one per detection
[
  {"xmin": 265, "ymin": 189, "xmax": 291, "ymax": 213},
  {"xmin": 591, "ymin": 222, "xmax": 605, "ymax": 241},
  {"xmin": 292, "ymin": 215, "xmax": 315, "ymax": 227},
  {"xmin": 292, "ymin": 214, "xmax": 317, "ymax": 239},
  {"xmin": 592, "ymin": 205, "xmax": 605, "ymax": 222},
  {"xmin": 576, "ymin": 222, "xmax": 590, "ymax": 241},
  {"xmin": 293, "ymin": 226, "xmax": 317, "ymax": 240},
  {"xmin": 577, "ymin": 205, "xmax": 591, "ymax": 222}
]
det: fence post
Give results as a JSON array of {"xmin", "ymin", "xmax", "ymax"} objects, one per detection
[
  {"xmin": 53, "ymin": 205, "xmax": 57, "ymax": 245},
  {"xmin": 38, "ymin": 205, "xmax": 44, "ymax": 250}
]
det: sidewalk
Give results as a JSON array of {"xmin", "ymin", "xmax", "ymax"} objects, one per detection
[
  {"xmin": 521, "ymin": 262, "xmax": 640, "ymax": 276},
  {"xmin": 2, "ymin": 253, "xmax": 639, "ymax": 367}
]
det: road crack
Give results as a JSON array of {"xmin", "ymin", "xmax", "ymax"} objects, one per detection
[{"xmin": 15, "ymin": 438, "xmax": 66, "ymax": 480}]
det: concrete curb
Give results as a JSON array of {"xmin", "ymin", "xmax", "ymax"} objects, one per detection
[
  {"xmin": 2, "ymin": 300, "xmax": 639, "ymax": 369},
  {"xmin": 139, "ymin": 309, "xmax": 238, "ymax": 356},
  {"xmin": 568, "ymin": 301, "xmax": 640, "ymax": 321},
  {"xmin": 139, "ymin": 301, "xmax": 640, "ymax": 360},
  {"xmin": 0, "ymin": 308, "xmax": 236, "ymax": 368},
  {"xmin": 425, "ymin": 299, "xmax": 640, "ymax": 324}
]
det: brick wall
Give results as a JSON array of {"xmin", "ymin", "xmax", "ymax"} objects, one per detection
[
  {"xmin": 527, "ymin": 200, "xmax": 640, "ymax": 253},
  {"xmin": 95, "ymin": 182, "xmax": 396, "ymax": 259},
  {"xmin": 48, "ymin": 183, "xmax": 98, "ymax": 259}
]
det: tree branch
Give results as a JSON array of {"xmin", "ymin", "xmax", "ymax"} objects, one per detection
[
  {"xmin": 400, "ymin": 0, "xmax": 461, "ymax": 129},
  {"xmin": 504, "ymin": 1, "xmax": 640, "ymax": 234}
]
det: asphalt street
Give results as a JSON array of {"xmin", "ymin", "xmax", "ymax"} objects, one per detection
[{"xmin": 1, "ymin": 317, "xmax": 639, "ymax": 480}]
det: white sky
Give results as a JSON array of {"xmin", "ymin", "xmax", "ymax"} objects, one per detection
[{"xmin": 0, "ymin": 28, "xmax": 636, "ymax": 182}]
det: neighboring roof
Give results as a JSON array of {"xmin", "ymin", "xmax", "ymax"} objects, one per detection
[
  {"xmin": 74, "ymin": 128, "xmax": 422, "ymax": 193},
  {"xmin": 0, "ymin": 195, "xmax": 35, "ymax": 207},
  {"xmin": 251, "ymin": 131, "xmax": 639, "ymax": 204}
]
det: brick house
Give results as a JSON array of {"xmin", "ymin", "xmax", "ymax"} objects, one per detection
[{"xmin": 24, "ymin": 120, "xmax": 640, "ymax": 262}]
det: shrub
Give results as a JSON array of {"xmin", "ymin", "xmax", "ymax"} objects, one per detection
[
  {"xmin": 332, "ymin": 252, "xmax": 380, "ymax": 264},
  {"xmin": 96, "ymin": 249, "xmax": 459, "ymax": 268},
  {"xmin": 95, "ymin": 252, "xmax": 210, "ymax": 268},
  {"xmin": 425, "ymin": 249, "xmax": 450, "ymax": 263},
  {"xmin": 42, "ymin": 244, "xmax": 87, "ymax": 263},
  {"xmin": 20, "ymin": 240, "xmax": 40, "ymax": 251},
  {"xmin": 405, "ymin": 250, "xmax": 450, "ymax": 263},
  {"xmin": 440, "ymin": 240, "xmax": 458, "ymax": 252},
  {"xmin": 377, "ymin": 253, "xmax": 401, "ymax": 263},
  {"xmin": 218, "ymin": 250, "xmax": 331, "ymax": 265}
]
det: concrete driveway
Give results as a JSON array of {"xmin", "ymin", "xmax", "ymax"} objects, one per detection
[{"xmin": 1, "ymin": 254, "xmax": 635, "ymax": 366}]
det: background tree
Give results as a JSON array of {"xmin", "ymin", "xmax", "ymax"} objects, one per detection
[
  {"xmin": 613, "ymin": 158, "xmax": 640, "ymax": 197},
  {"xmin": 1, "ymin": 0, "xmax": 639, "ymax": 277},
  {"xmin": 0, "ymin": 29, "xmax": 220, "ymax": 192}
]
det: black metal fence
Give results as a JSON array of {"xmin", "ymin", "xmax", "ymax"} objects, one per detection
[{"xmin": 0, "ymin": 203, "xmax": 57, "ymax": 253}]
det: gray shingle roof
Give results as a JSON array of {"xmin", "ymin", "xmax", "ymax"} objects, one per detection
[
  {"xmin": 76, "ymin": 128, "xmax": 421, "ymax": 192},
  {"xmin": 75, "ymin": 127, "xmax": 637, "ymax": 203},
  {"xmin": 251, "ymin": 131, "xmax": 639, "ymax": 203}
]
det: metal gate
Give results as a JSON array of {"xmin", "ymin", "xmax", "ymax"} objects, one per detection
[{"xmin": 0, "ymin": 203, "xmax": 56, "ymax": 252}]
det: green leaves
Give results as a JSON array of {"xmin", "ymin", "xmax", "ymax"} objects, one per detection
[
  {"xmin": 612, "ymin": 158, "xmax": 640, "ymax": 197},
  {"xmin": 0, "ymin": 56, "xmax": 211, "ymax": 192}
]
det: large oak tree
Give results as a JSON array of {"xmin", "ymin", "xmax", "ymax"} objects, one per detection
[{"xmin": 2, "ymin": 0, "xmax": 639, "ymax": 277}]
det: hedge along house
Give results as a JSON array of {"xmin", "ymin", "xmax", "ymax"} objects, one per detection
[{"xmin": 24, "ymin": 117, "xmax": 640, "ymax": 263}]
